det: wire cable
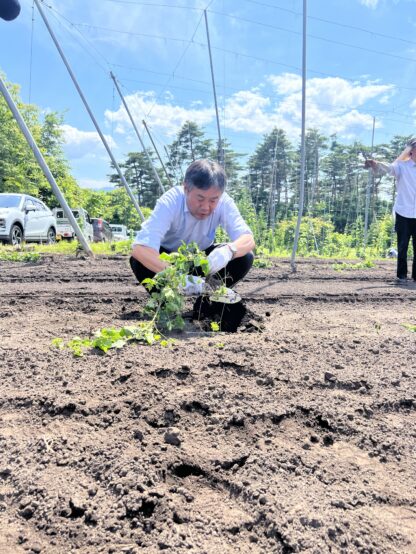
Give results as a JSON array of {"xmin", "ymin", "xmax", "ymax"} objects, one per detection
[{"xmin": 242, "ymin": 0, "xmax": 416, "ymax": 48}]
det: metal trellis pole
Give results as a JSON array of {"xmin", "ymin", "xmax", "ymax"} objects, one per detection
[
  {"xmin": 0, "ymin": 75, "xmax": 93, "ymax": 256},
  {"xmin": 164, "ymin": 144, "xmax": 182, "ymax": 182},
  {"xmin": 33, "ymin": 0, "xmax": 145, "ymax": 222},
  {"xmin": 204, "ymin": 9, "xmax": 223, "ymax": 166},
  {"xmin": 363, "ymin": 116, "xmax": 376, "ymax": 251},
  {"xmin": 291, "ymin": 0, "xmax": 307, "ymax": 273},
  {"xmin": 110, "ymin": 72, "xmax": 165, "ymax": 195},
  {"xmin": 142, "ymin": 119, "xmax": 173, "ymax": 187}
]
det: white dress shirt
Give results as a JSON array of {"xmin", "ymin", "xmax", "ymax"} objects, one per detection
[
  {"xmin": 133, "ymin": 186, "xmax": 252, "ymax": 252},
  {"xmin": 377, "ymin": 160, "xmax": 416, "ymax": 218}
]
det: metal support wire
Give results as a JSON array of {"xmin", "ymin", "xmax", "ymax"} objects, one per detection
[
  {"xmin": 0, "ymin": 75, "xmax": 93, "ymax": 256},
  {"xmin": 33, "ymin": 0, "xmax": 145, "ymax": 222}
]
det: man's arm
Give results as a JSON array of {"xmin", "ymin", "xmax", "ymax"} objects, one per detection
[
  {"xmin": 131, "ymin": 188, "xmax": 179, "ymax": 272},
  {"xmin": 364, "ymin": 159, "xmax": 394, "ymax": 176},
  {"xmin": 131, "ymin": 244, "xmax": 168, "ymax": 273},
  {"xmin": 228, "ymin": 233, "xmax": 255, "ymax": 258}
]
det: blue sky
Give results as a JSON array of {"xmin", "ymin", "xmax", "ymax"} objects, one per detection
[{"xmin": 1, "ymin": 0, "xmax": 416, "ymax": 189}]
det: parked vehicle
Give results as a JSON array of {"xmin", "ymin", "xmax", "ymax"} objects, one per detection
[
  {"xmin": 92, "ymin": 218, "xmax": 113, "ymax": 242},
  {"xmin": 53, "ymin": 207, "xmax": 93, "ymax": 242},
  {"xmin": 0, "ymin": 193, "xmax": 57, "ymax": 245},
  {"xmin": 109, "ymin": 224, "xmax": 128, "ymax": 241}
]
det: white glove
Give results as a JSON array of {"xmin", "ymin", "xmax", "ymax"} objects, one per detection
[
  {"xmin": 210, "ymin": 287, "xmax": 241, "ymax": 304},
  {"xmin": 179, "ymin": 275, "xmax": 206, "ymax": 296},
  {"xmin": 207, "ymin": 245, "xmax": 233, "ymax": 275}
]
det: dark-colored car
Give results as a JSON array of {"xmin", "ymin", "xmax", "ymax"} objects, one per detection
[{"xmin": 91, "ymin": 218, "xmax": 113, "ymax": 242}]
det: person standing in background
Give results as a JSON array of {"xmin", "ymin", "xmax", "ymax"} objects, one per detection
[{"xmin": 365, "ymin": 138, "xmax": 416, "ymax": 283}]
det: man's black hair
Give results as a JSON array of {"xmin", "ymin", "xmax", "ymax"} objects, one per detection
[{"xmin": 184, "ymin": 159, "xmax": 226, "ymax": 192}]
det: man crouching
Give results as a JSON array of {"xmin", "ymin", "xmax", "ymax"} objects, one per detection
[{"xmin": 130, "ymin": 159, "xmax": 255, "ymax": 296}]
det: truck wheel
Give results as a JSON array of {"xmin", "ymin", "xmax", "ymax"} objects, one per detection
[
  {"xmin": 46, "ymin": 227, "xmax": 56, "ymax": 244},
  {"xmin": 9, "ymin": 224, "xmax": 23, "ymax": 246}
]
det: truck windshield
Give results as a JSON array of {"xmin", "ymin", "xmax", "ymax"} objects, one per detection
[
  {"xmin": 56, "ymin": 210, "xmax": 80, "ymax": 219},
  {"xmin": 0, "ymin": 195, "xmax": 21, "ymax": 208}
]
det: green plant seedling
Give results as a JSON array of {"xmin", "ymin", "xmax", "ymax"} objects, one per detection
[
  {"xmin": 51, "ymin": 338, "xmax": 64, "ymax": 349},
  {"xmin": 52, "ymin": 242, "xmax": 224, "ymax": 356}
]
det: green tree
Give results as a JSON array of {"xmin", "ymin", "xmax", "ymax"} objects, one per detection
[
  {"xmin": 167, "ymin": 121, "xmax": 213, "ymax": 178},
  {"xmin": 246, "ymin": 128, "xmax": 294, "ymax": 223}
]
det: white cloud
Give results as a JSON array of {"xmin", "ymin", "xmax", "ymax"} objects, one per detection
[
  {"xmin": 105, "ymin": 91, "xmax": 214, "ymax": 136},
  {"xmin": 268, "ymin": 74, "xmax": 302, "ymax": 95},
  {"xmin": 222, "ymin": 74, "xmax": 395, "ymax": 139},
  {"xmin": 77, "ymin": 178, "xmax": 114, "ymax": 190},
  {"xmin": 61, "ymin": 124, "xmax": 117, "ymax": 159},
  {"xmin": 223, "ymin": 90, "xmax": 277, "ymax": 133},
  {"xmin": 103, "ymin": 74, "xmax": 396, "ymax": 142},
  {"xmin": 359, "ymin": 0, "xmax": 380, "ymax": 8},
  {"xmin": 270, "ymin": 73, "xmax": 394, "ymax": 111}
]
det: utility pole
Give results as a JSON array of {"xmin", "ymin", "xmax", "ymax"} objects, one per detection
[
  {"xmin": 34, "ymin": 0, "xmax": 145, "ymax": 222},
  {"xmin": 291, "ymin": 0, "xmax": 307, "ymax": 272},
  {"xmin": 204, "ymin": 9, "xmax": 223, "ymax": 166},
  {"xmin": 110, "ymin": 72, "xmax": 165, "ymax": 195},
  {"xmin": 142, "ymin": 119, "xmax": 173, "ymax": 187},
  {"xmin": 0, "ymin": 75, "xmax": 93, "ymax": 256}
]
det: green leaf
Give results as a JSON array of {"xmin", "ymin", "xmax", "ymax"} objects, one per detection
[{"xmin": 51, "ymin": 337, "xmax": 64, "ymax": 349}]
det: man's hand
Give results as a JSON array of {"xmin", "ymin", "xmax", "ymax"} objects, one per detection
[
  {"xmin": 364, "ymin": 159, "xmax": 377, "ymax": 170},
  {"xmin": 207, "ymin": 245, "xmax": 233, "ymax": 275},
  {"xmin": 179, "ymin": 275, "xmax": 206, "ymax": 296}
]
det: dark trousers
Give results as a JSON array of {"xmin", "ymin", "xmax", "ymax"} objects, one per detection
[
  {"xmin": 130, "ymin": 244, "xmax": 254, "ymax": 290},
  {"xmin": 395, "ymin": 213, "xmax": 416, "ymax": 279}
]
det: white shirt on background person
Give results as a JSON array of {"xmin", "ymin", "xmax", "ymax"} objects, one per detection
[{"xmin": 376, "ymin": 159, "xmax": 416, "ymax": 218}]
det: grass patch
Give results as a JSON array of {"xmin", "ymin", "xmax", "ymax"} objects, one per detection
[
  {"xmin": 0, "ymin": 250, "xmax": 41, "ymax": 263},
  {"xmin": 332, "ymin": 260, "xmax": 375, "ymax": 271},
  {"xmin": 0, "ymin": 240, "xmax": 134, "ymax": 261},
  {"xmin": 253, "ymin": 257, "xmax": 272, "ymax": 268}
]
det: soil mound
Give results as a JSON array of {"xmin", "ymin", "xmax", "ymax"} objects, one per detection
[{"xmin": 192, "ymin": 296, "xmax": 265, "ymax": 332}]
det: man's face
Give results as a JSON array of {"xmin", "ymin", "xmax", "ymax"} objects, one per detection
[{"xmin": 184, "ymin": 184, "xmax": 222, "ymax": 219}]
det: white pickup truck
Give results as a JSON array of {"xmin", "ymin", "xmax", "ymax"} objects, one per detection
[
  {"xmin": 109, "ymin": 224, "xmax": 129, "ymax": 241},
  {"xmin": 53, "ymin": 207, "xmax": 94, "ymax": 242}
]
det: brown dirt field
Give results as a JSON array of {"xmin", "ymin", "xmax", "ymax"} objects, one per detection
[{"xmin": 0, "ymin": 255, "xmax": 415, "ymax": 554}]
